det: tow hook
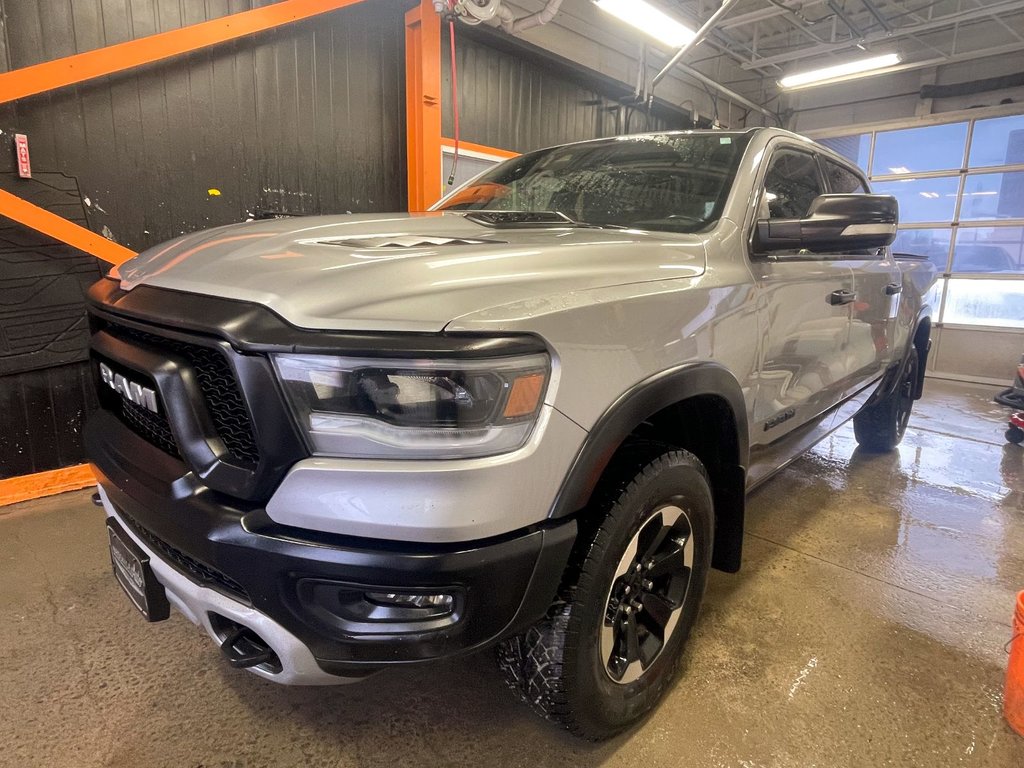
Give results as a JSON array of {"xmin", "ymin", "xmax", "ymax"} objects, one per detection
[{"xmin": 217, "ymin": 620, "xmax": 282, "ymax": 671}]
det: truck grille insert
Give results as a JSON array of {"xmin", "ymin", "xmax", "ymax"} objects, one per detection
[
  {"xmin": 119, "ymin": 510, "xmax": 251, "ymax": 604},
  {"xmin": 104, "ymin": 323, "xmax": 260, "ymax": 465},
  {"xmin": 120, "ymin": 395, "xmax": 181, "ymax": 459}
]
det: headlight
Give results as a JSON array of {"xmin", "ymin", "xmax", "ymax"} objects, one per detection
[{"xmin": 272, "ymin": 352, "xmax": 550, "ymax": 459}]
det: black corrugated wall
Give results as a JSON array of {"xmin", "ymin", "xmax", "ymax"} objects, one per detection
[
  {"xmin": 442, "ymin": 27, "xmax": 688, "ymax": 153},
  {"xmin": 0, "ymin": 0, "xmax": 409, "ymax": 479}
]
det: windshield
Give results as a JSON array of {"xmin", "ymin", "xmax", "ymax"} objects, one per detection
[{"xmin": 436, "ymin": 132, "xmax": 750, "ymax": 234}]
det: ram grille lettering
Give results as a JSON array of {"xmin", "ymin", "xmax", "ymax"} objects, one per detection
[{"xmin": 99, "ymin": 362, "xmax": 159, "ymax": 414}]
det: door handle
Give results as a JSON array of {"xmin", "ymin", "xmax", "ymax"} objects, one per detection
[
  {"xmin": 885, "ymin": 282, "xmax": 903, "ymax": 295},
  {"xmin": 828, "ymin": 289, "xmax": 857, "ymax": 306}
]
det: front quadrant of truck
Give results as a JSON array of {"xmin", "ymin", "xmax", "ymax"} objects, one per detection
[{"xmin": 86, "ymin": 127, "xmax": 935, "ymax": 740}]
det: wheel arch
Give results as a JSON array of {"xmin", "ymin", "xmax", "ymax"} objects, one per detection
[{"xmin": 549, "ymin": 362, "xmax": 749, "ymax": 573}]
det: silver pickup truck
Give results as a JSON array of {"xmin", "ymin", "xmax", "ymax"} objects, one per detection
[{"xmin": 86, "ymin": 127, "xmax": 935, "ymax": 739}]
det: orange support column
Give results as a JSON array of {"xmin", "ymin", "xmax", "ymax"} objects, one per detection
[{"xmin": 405, "ymin": 0, "xmax": 443, "ymax": 212}]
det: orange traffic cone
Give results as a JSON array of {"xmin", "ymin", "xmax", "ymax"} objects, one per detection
[{"xmin": 1006, "ymin": 591, "xmax": 1024, "ymax": 736}]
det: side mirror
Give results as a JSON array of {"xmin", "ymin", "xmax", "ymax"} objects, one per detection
[{"xmin": 755, "ymin": 194, "xmax": 899, "ymax": 254}]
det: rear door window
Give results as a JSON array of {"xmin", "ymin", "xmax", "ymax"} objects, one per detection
[
  {"xmin": 763, "ymin": 149, "xmax": 824, "ymax": 219},
  {"xmin": 823, "ymin": 158, "xmax": 868, "ymax": 193}
]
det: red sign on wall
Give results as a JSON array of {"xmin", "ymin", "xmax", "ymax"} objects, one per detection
[{"xmin": 15, "ymin": 133, "xmax": 31, "ymax": 178}]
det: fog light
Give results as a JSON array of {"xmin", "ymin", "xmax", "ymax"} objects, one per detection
[
  {"xmin": 366, "ymin": 592, "xmax": 454, "ymax": 615},
  {"xmin": 297, "ymin": 579, "xmax": 462, "ymax": 633}
]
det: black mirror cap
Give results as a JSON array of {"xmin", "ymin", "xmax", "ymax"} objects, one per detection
[{"xmin": 755, "ymin": 194, "xmax": 899, "ymax": 254}]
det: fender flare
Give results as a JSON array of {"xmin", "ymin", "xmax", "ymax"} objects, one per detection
[
  {"xmin": 911, "ymin": 307, "xmax": 933, "ymax": 399},
  {"xmin": 549, "ymin": 361, "xmax": 749, "ymax": 521}
]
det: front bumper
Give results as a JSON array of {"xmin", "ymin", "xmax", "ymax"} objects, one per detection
[{"xmin": 89, "ymin": 418, "xmax": 576, "ymax": 681}]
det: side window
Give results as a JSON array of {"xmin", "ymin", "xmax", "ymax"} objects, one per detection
[
  {"xmin": 823, "ymin": 159, "xmax": 867, "ymax": 193},
  {"xmin": 763, "ymin": 149, "xmax": 823, "ymax": 219}
]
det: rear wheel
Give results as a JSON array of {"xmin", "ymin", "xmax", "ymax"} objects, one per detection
[
  {"xmin": 1007, "ymin": 426, "xmax": 1024, "ymax": 445},
  {"xmin": 497, "ymin": 449, "xmax": 713, "ymax": 740},
  {"xmin": 854, "ymin": 344, "xmax": 919, "ymax": 452}
]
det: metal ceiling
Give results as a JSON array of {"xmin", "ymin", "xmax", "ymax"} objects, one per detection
[{"xmin": 670, "ymin": 0, "xmax": 1024, "ymax": 81}]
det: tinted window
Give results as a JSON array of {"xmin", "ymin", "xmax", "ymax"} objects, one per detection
[
  {"xmin": 823, "ymin": 159, "xmax": 867, "ymax": 193},
  {"xmin": 763, "ymin": 149, "xmax": 823, "ymax": 219},
  {"xmin": 818, "ymin": 133, "xmax": 870, "ymax": 172}
]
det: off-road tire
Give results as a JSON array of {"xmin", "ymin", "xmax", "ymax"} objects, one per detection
[
  {"xmin": 854, "ymin": 344, "xmax": 920, "ymax": 452},
  {"xmin": 496, "ymin": 449, "xmax": 714, "ymax": 740}
]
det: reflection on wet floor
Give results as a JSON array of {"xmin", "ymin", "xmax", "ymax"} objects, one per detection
[
  {"xmin": 2, "ymin": 377, "xmax": 1022, "ymax": 767},
  {"xmin": 747, "ymin": 377, "xmax": 1023, "ymax": 660}
]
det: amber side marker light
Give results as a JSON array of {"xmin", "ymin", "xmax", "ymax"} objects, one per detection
[{"xmin": 504, "ymin": 373, "xmax": 547, "ymax": 419}]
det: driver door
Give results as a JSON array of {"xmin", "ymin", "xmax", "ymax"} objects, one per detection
[{"xmin": 749, "ymin": 146, "xmax": 857, "ymax": 454}]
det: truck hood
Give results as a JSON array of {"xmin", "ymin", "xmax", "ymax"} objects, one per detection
[{"xmin": 116, "ymin": 213, "xmax": 706, "ymax": 332}]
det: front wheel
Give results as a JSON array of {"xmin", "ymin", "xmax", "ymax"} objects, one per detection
[
  {"xmin": 854, "ymin": 344, "xmax": 920, "ymax": 452},
  {"xmin": 497, "ymin": 449, "xmax": 713, "ymax": 740}
]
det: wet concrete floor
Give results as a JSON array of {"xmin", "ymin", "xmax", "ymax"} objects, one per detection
[{"xmin": 2, "ymin": 378, "xmax": 1022, "ymax": 767}]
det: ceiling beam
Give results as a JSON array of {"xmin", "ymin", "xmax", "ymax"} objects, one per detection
[
  {"xmin": 718, "ymin": 0, "xmax": 830, "ymax": 30},
  {"xmin": 739, "ymin": 0, "xmax": 1024, "ymax": 69}
]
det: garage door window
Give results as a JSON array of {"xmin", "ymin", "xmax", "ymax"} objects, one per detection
[
  {"xmin": 967, "ymin": 114, "xmax": 1024, "ymax": 167},
  {"xmin": 892, "ymin": 228, "xmax": 952, "ymax": 271},
  {"xmin": 952, "ymin": 227, "xmax": 1024, "ymax": 274},
  {"xmin": 872, "ymin": 176, "xmax": 960, "ymax": 223},
  {"xmin": 819, "ymin": 111, "xmax": 1024, "ymax": 329},
  {"xmin": 871, "ymin": 122, "xmax": 968, "ymax": 175}
]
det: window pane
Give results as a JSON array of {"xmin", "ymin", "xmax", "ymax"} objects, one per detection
[
  {"xmin": 823, "ymin": 159, "xmax": 866, "ymax": 193},
  {"xmin": 819, "ymin": 134, "xmax": 870, "ymax": 172},
  {"xmin": 952, "ymin": 226, "xmax": 1024, "ymax": 274},
  {"xmin": 968, "ymin": 115, "xmax": 1024, "ymax": 168},
  {"xmin": 442, "ymin": 151, "xmax": 500, "ymax": 189},
  {"xmin": 924, "ymin": 277, "xmax": 945, "ymax": 321},
  {"xmin": 892, "ymin": 228, "xmax": 952, "ymax": 271},
  {"xmin": 959, "ymin": 172, "xmax": 1024, "ymax": 220},
  {"xmin": 764, "ymin": 149, "xmax": 823, "ymax": 219},
  {"xmin": 873, "ymin": 123, "xmax": 968, "ymax": 175},
  {"xmin": 872, "ymin": 176, "xmax": 960, "ymax": 223},
  {"xmin": 943, "ymin": 278, "xmax": 1024, "ymax": 328}
]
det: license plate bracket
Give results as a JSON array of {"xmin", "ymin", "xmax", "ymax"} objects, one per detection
[{"xmin": 106, "ymin": 518, "xmax": 171, "ymax": 622}]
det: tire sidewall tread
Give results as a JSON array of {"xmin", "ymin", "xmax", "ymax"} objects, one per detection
[{"xmin": 497, "ymin": 449, "xmax": 714, "ymax": 740}]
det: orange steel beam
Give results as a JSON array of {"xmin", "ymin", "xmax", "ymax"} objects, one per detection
[
  {"xmin": 0, "ymin": 188, "xmax": 136, "ymax": 265},
  {"xmin": 405, "ymin": 0, "xmax": 443, "ymax": 212},
  {"xmin": 0, "ymin": 0, "xmax": 365, "ymax": 104},
  {"xmin": 0, "ymin": 464, "xmax": 95, "ymax": 508}
]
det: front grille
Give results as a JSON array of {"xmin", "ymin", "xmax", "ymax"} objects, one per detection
[
  {"xmin": 104, "ymin": 322, "xmax": 260, "ymax": 465},
  {"xmin": 121, "ymin": 395, "xmax": 181, "ymax": 459},
  {"xmin": 120, "ymin": 510, "xmax": 251, "ymax": 604}
]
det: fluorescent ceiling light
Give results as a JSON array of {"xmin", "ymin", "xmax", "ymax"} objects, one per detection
[
  {"xmin": 779, "ymin": 53, "xmax": 901, "ymax": 89},
  {"xmin": 594, "ymin": 0, "xmax": 696, "ymax": 49}
]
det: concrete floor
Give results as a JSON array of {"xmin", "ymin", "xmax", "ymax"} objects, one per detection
[{"xmin": 2, "ymin": 378, "xmax": 1022, "ymax": 767}]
